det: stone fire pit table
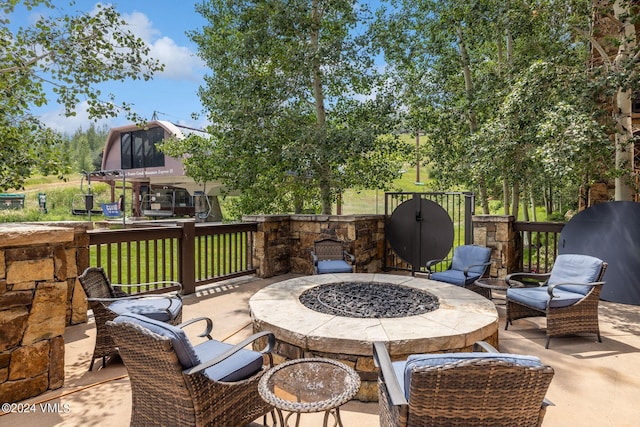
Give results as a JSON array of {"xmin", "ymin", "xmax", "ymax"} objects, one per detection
[{"xmin": 249, "ymin": 273, "xmax": 499, "ymax": 402}]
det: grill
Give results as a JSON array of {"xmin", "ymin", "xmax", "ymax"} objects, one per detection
[{"xmin": 299, "ymin": 281, "xmax": 439, "ymax": 318}]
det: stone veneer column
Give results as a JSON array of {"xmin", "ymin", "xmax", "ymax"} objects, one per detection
[
  {"xmin": 243, "ymin": 215, "xmax": 292, "ymax": 278},
  {"xmin": 472, "ymin": 215, "xmax": 519, "ymax": 277},
  {"xmin": 288, "ymin": 214, "xmax": 384, "ymax": 275},
  {"xmin": 0, "ymin": 224, "xmax": 77, "ymax": 403},
  {"xmin": 243, "ymin": 214, "xmax": 385, "ymax": 277}
]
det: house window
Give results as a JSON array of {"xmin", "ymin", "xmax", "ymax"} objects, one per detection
[{"xmin": 120, "ymin": 127, "xmax": 166, "ymax": 169}]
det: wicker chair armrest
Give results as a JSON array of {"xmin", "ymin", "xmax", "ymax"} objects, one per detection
[
  {"xmin": 472, "ymin": 340, "xmax": 499, "ymax": 353},
  {"xmin": 87, "ymin": 294, "xmax": 173, "ymax": 302},
  {"xmin": 183, "ymin": 331, "xmax": 276, "ymax": 376},
  {"xmin": 177, "ymin": 316, "xmax": 214, "ymax": 340},
  {"xmin": 343, "ymin": 251, "xmax": 355, "ymax": 263},
  {"xmin": 373, "ymin": 341, "xmax": 408, "ymax": 406},
  {"xmin": 425, "ymin": 258, "xmax": 445, "ymax": 273},
  {"xmin": 112, "ymin": 281, "xmax": 183, "ymax": 295},
  {"xmin": 86, "ymin": 296, "xmax": 121, "ymax": 303},
  {"xmin": 89, "ymin": 294, "xmax": 178, "ymax": 312},
  {"xmin": 547, "ymin": 282, "xmax": 605, "ymax": 299},
  {"xmin": 311, "ymin": 252, "xmax": 319, "ymax": 265},
  {"xmin": 462, "ymin": 262, "xmax": 492, "ymax": 277},
  {"xmin": 505, "ymin": 272, "xmax": 550, "ymax": 287}
]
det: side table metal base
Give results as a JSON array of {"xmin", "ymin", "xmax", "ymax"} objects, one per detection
[{"xmin": 271, "ymin": 406, "xmax": 344, "ymax": 427}]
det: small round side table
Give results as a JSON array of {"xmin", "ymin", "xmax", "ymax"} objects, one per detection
[
  {"xmin": 473, "ymin": 277, "xmax": 512, "ymax": 304},
  {"xmin": 258, "ymin": 357, "xmax": 361, "ymax": 427}
]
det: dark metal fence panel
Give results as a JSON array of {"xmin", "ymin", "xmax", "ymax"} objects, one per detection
[
  {"xmin": 88, "ymin": 221, "xmax": 257, "ymax": 294},
  {"xmin": 384, "ymin": 192, "xmax": 474, "ymax": 273},
  {"xmin": 513, "ymin": 221, "xmax": 565, "ymax": 274}
]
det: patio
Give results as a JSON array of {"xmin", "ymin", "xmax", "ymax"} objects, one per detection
[{"xmin": 2, "ymin": 273, "xmax": 639, "ymax": 426}]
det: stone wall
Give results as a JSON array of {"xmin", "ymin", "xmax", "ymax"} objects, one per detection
[
  {"xmin": 246, "ymin": 213, "xmax": 522, "ymax": 278},
  {"xmin": 0, "ymin": 224, "xmax": 84, "ymax": 403},
  {"xmin": 243, "ymin": 214, "xmax": 385, "ymax": 277},
  {"xmin": 472, "ymin": 215, "xmax": 519, "ymax": 277}
]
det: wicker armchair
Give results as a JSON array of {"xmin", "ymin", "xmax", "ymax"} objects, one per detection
[
  {"xmin": 373, "ymin": 341, "xmax": 554, "ymax": 427},
  {"xmin": 426, "ymin": 245, "xmax": 491, "ymax": 290},
  {"xmin": 106, "ymin": 313, "xmax": 275, "ymax": 427},
  {"xmin": 311, "ymin": 238, "xmax": 355, "ymax": 274},
  {"xmin": 505, "ymin": 254, "xmax": 607, "ymax": 348},
  {"xmin": 78, "ymin": 266, "xmax": 183, "ymax": 370}
]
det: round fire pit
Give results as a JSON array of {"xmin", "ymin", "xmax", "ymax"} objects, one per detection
[
  {"xmin": 250, "ymin": 273, "xmax": 499, "ymax": 402},
  {"xmin": 299, "ymin": 281, "xmax": 439, "ymax": 318}
]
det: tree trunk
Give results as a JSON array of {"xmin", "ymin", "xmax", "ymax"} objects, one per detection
[
  {"xmin": 613, "ymin": 0, "xmax": 637, "ymax": 201},
  {"xmin": 310, "ymin": 0, "xmax": 332, "ymax": 214},
  {"xmin": 511, "ymin": 181, "xmax": 520, "ymax": 219},
  {"xmin": 530, "ymin": 186, "xmax": 537, "ymax": 221},
  {"xmin": 457, "ymin": 26, "xmax": 489, "ymax": 214},
  {"xmin": 502, "ymin": 178, "xmax": 510, "ymax": 215}
]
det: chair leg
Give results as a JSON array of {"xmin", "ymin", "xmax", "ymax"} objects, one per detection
[
  {"xmin": 89, "ymin": 358, "xmax": 95, "ymax": 372},
  {"xmin": 545, "ymin": 336, "xmax": 551, "ymax": 349}
]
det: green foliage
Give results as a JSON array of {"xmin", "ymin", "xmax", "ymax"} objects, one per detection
[
  {"xmin": 373, "ymin": 0, "xmax": 617, "ymax": 211},
  {"xmin": 0, "ymin": 180, "xmax": 113, "ymax": 222},
  {"xmin": 165, "ymin": 0, "xmax": 412, "ymax": 215},
  {"xmin": 0, "ymin": 1, "xmax": 163, "ymax": 191},
  {"xmin": 67, "ymin": 123, "xmax": 110, "ymax": 173}
]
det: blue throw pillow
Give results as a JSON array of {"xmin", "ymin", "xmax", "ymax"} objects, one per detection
[
  {"xmin": 548, "ymin": 254, "xmax": 603, "ymax": 295},
  {"xmin": 113, "ymin": 313, "xmax": 199, "ymax": 368},
  {"xmin": 451, "ymin": 246, "xmax": 491, "ymax": 275}
]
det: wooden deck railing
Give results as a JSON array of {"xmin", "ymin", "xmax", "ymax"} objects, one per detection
[
  {"xmin": 86, "ymin": 217, "xmax": 564, "ymax": 293},
  {"xmin": 88, "ymin": 221, "xmax": 257, "ymax": 294},
  {"xmin": 513, "ymin": 221, "xmax": 565, "ymax": 273}
]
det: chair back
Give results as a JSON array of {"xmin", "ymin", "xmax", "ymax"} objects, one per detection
[
  {"xmin": 549, "ymin": 254, "xmax": 606, "ymax": 295},
  {"xmin": 450, "ymin": 245, "xmax": 491, "ymax": 275},
  {"xmin": 78, "ymin": 267, "xmax": 115, "ymax": 299},
  {"xmin": 406, "ymin": 357, "xmax": 554, "ymax": 426},
  {"xmin": 314, "ymin": 238, "xmax": 347, "ymax": 261},
  {"xmin": 106, "ymin": 318, "xmax": 197, "ymax": 424}
]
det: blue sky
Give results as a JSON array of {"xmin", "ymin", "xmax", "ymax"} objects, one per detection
[
  {"xmin": 13, "ymin": 1, "xmax": 209, "ymax": 134},
  {"xmin": 12, "ymin": 1, "xmax": 383, "ymax": 135}
]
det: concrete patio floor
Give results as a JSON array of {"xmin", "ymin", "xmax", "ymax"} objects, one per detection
[{"xmin": 2, "ymin": 273, "xmax": 639, "ymax": 426}]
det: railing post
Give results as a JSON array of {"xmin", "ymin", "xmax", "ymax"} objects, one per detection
[
  {"xmin": 464, "ymin": 192, "xmax": 475, "ymax": 245},
  {"xmin": 181, "ymin": 220, "xmax": 196, "ymax": 294},
  {"xmin": 472, "ymin": 215, "xmax": 517, "ymax": 277}
]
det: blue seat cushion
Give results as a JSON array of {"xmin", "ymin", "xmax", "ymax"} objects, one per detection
[
  {"xmin": 507, "ymin": 286, "xmax": 583, "ymax": 311},
  {"xmin": 451, "ymin": 246, "xmax": 491, "ymax": 276},
  {"xmin": 430, "ymin": 270, "xmax": 480, "ymax": 286},
  {"xmin": 113, "ymin": 313, "xmax": 199, "ymax": 368},
  {"xmin": 109, "ymin": 296, "xmax": 182, "ymax": 322},
  {"xmin": 397, "ymin": 352, "xmax": 542, "ymax": 399},
  {"xmin": 113, "ymin": 313, "xmax": 264, "ymax": 382},
  {"xmin": 548, "ymin": 254, "xmax": 603, "ymax": 295},
  {"xmin": 317, "ymin": 260, "xmax": 352, "ymax": 274},
  {"xmin": 194, "ymin": 339, "xmax": 264, "ymax": 382}
]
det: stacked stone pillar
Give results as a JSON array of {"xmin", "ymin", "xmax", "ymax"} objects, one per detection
[
  {"xmin": 243, "ymin": 214, "xmax": 385, "ymax": 278},
  {"xmin": 472, "ymin": 215, "xmax": 519, "ymax": 277},
  {"xmin": 0, "ymin": 224, "xmax": 83, "ymax": 403}
]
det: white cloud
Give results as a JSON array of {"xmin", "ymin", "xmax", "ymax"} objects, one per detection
[
  {"xmin": 121, "ymin": 11, "xmax": 160, "ymax": 43},
  {"xmin": 121, "ymin": 11, "xmax": 205, "ymax": 81},
  {"xmin": 150, "ymin": 36, "xmax": 205, "ymax": 81},
  {"xmin": 39, "ymin": 101, "xmax": 116, "ymax": 135}
]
